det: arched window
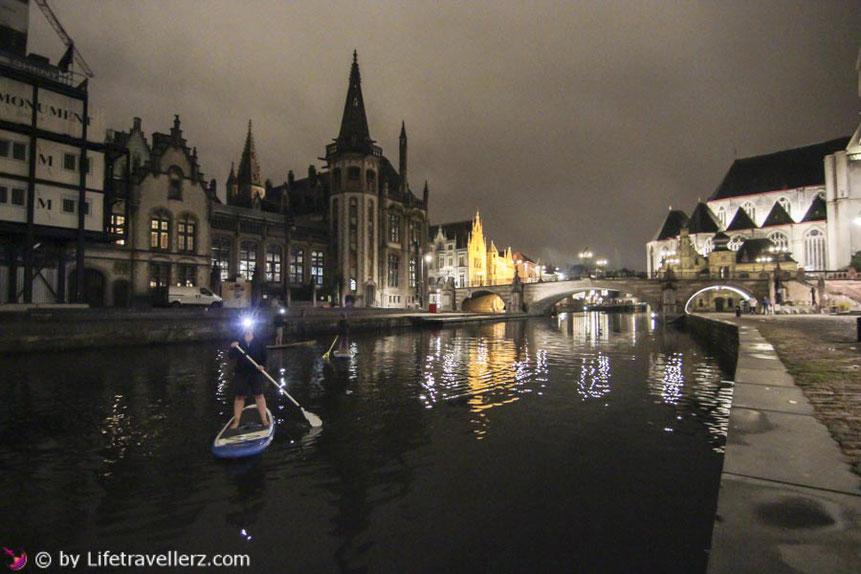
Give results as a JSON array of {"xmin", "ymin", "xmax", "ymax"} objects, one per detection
[
  {"xmin": 266, "ymin": 245, "xmax": 282, "ymax": 283},
  {"xmin": 150, "ymin": 210, "xmax": 170, "ymax": 250},
  {"xmin": 728, "ymin": 235, "xmax": 744, "ymax": 251},
  {"xmin": 347, "ymin": 166, "xmax": 361, "ymax": 181},
  {"xmin": 349, "ymin": 197, "xmax": 358, "ymax": 253},
  {"xmin": 367, "ymin": 200, "xmax": 374, "ymax": 276},
  {"xmin": 767, "ymin": 231, "xmax": 789, "ymax": 253},
  {"xmin": 366, "ymin": 169, "xmax": 376, "ymax": 191},
  {"xmin": 177, "ymin": 214, "xmax": 196, "ymax": 253},
  {"xmin": 332, "ymin": 197, "xmax": 341, "ymax": 255},
  {"xmin": 389, "ymin": 212, "xmax": 401, "ymax": 243},
  {"xmin": 777, "ymin": 197, "xmax": 792, "ymax": 219},
  {"xmin": 290, "ymin": 248, "xmax": 305, "ymax": 283},
  {"xmin": 742, "ymin": 201, "xmax": 756, "ymax": 223},
  {"xmin": 311, "ymin": 250, "xmax": 325, "ymax": 286},
  {"xmin": 716, "ymin": 206, "xmax": 726, "ymax": 228},
  {"xmin": 211, "ymin": 236, "xmax": 232, "ymax": 282},
  {"xmin": 333, "ymin": 168, "xmax": 342, "ymax": 190},
  {"xmin": 240, "ymin": 241, "xmax": 257, "ymax": 280},
  {"xmin": 701, "ymin": 237, "xmax": 713, "ymax": 256},
  {"xmin": 804, "ymin": 229, "xmax": 826, "ymax": 271}
]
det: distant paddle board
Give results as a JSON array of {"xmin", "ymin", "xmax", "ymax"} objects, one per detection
[
  {"xmin": 266, "ymin": 340, "xmax": 315, "ymax": 350},
  {"xmin": 331, "ymin": 349, "xmax": 354, "ymax": 360},
  {"xmin": 212, "ymin": 405, "xmax": 275, "ymax": 458}
]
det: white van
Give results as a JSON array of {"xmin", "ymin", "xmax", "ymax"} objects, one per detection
[{"xmin": 168, "ymin": 286, "xmax": 223, "ymax": 307}]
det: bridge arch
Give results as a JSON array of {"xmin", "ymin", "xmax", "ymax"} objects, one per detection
[
  {"xmin": 461, "ymin": 289, "xmax": 507, "ymax": 312},
  {"xmin": 679, "ymin": 283, "xmax": 758, "ymax": 313},
  {"xmin": 523, "ymin": 280, "xmax": 660, "ymax": 316}
]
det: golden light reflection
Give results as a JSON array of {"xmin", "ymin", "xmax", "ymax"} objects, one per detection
[{"xmin": 419, "ymin": 324, "xmax": 542, "ymax": 440}]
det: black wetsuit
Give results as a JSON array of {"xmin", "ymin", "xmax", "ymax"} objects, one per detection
[{"xmin": 229, "ymin": 336, "xmax": 268, "ymax": 396}]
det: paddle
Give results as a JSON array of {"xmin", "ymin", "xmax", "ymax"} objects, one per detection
[
  {"xmin": 235, "ymin": 346, "xmax": 323, "ymax": 428},
  {"xmin": 322, "ymin": 335, "xmax": 339, "ymax": 361}
]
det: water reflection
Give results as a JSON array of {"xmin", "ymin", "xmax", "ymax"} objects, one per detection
[{"xmin": 0, "ymin": 314, "xmax": 733, "ymax": 573}]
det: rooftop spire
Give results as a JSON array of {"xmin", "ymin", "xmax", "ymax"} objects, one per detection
[
  {"xmin": 337, "ymin": 50, "xmax": 372, "ymax": 151},
  {"xmin": 236, "ymin": 119, "xmax": 262, "ymax": 188}
]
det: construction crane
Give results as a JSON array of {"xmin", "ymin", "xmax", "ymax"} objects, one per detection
[{"xmin": 33, "ymin": 0, "xmax": 94, "ymax": 78}]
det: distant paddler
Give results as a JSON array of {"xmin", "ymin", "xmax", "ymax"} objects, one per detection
[{"xmin": 273, "ymin": 305, "xmax": 287, "ymax": 346}]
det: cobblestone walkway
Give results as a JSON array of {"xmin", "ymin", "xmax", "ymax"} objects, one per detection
[{"xmin": 740, "ymin": 315, "xmax": 861, "ymax": 476}]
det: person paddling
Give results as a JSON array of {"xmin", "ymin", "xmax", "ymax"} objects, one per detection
[{"xmin": 228, "ymin": 320, "xmax": 269, "ymax": 429}]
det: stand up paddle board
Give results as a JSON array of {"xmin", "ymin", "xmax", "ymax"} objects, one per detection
[
  {"xmin": 331, "ymin": 349, "xmax": 354, "ymax": 359},
  {"xmin": 266, "ymin": 340, "xmax": 315, "ymax": 350},
  {"xmin": 212, "ymin": 405, "xmax": 275, "ymax": 458}
]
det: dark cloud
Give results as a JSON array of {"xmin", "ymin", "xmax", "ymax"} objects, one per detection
[{"xmin": 26, "ymin": 0, "xmax": 861, "ymax": 269}]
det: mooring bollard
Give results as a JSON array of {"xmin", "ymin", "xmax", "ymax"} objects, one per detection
[{"xmin": 857, "ymin": 317, "xmax": 861, "ymax": 342}]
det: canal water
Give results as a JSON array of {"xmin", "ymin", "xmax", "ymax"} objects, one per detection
[{"xmin": 0, "ymin": 313, "xmax": 731, "ymax": 573}]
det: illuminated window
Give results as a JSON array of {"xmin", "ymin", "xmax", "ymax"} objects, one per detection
[
  {"xmin": 148, "ymin": 262, "xmax": 170, "ymax": 288},
  {"xmin": 177, "ymin": 265, "xmax": 196, "ymax": 287},
  {"xmin": 311, "ymin": 250, "xmax": 324, "ymax": 285},
  {"xmin": 110, "ymin": 213, "xmax": 126, "ymax": 245},
  {"xmin": 767, "ymin": 231, "xmax": 789, "ymax": 252},
  {"xmin": 728, "ymin": 235, "xmax": 744, "ymax": 251},
  {"xmin": 290, "ymin": 248, "xmax": 305, "ymax": 283},
  {"xmin": 211, "ymin": 236, "xmax": 232, "ymax": 281},
  {"xmin": 150, "ymin": 211, "xmax": 170, "ymax": 250},
  {"xmin": 240, "ymin": 241, "xmax": 257, "ymax": 280},
  {"xmin": 266, "ymin": 245, "xmax": 282, "ymax": 283},
  {"xmin": 177, "ymin": 215, "xmax": 196, "ymax": 253},
  {"xmin": 804, "ymin": 229, "xmax": 825, "ymax": 270},
  {"xmin": 409, "ymin": 257, "xmax": 417, "ymax": 287},
  {"xmin": 742, "ymin": 201, "xmax": 756, "ymax": 223}
]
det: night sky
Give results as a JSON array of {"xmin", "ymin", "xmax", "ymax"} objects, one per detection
[{"xmin": 24, "ymin": 0, "xmax": 861, "ymax": 270}]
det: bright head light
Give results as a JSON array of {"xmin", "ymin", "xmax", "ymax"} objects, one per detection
[
  {"xmin": 279, "ymin": 308, "xmax": 286, "ymax": 315},
  {"xmin": 241, "ymin": 317, "xmax": 255, "ymax": 330}
]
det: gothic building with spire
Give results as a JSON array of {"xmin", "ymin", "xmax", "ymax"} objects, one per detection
[
  {"xmin": 66, "ymin": 52, "xmax": 429, "ymax": 308},
  {"xmin": 210, "ymin": 51, "xmax": 429, "ymax": 308},
  {"xmin": 325, "ymin": 51, "xmax": 429, "ymax": 307}
]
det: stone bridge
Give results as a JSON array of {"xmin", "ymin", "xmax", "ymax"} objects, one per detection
[{"xmin": 452, "ymin": 278, "xmax": 776, "ymax": 316}]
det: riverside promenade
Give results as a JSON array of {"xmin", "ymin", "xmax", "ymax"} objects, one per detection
[{"xmin": 706, "ymin": 314, "xmax": 861, "ymax": 573}]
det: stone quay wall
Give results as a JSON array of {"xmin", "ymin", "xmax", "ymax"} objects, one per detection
[
  {"xmin": 0, "ymin": 307, "xmax": 419, "ymax": 354},
  {"xmin": 683, "ymin": 313, "xmax": 740, "ymax": 378}
]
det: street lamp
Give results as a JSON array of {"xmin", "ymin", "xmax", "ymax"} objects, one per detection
[{"xmin": 579, "ymin": 249, "xmax": 593, "ymax": 277}]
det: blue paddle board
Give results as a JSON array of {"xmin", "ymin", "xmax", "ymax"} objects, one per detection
[{"xmin": 212, "ymin": 405, "xmax": 275, "ymax": 458}]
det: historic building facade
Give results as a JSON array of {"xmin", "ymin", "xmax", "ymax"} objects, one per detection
[
  {"xmin": 210, "ymin": 120, "xmax": 329, "ymax": 306},
  {"xmin": 646, "ymin": 138, "xmax": 851, "ymax": 278},
  {"xmin": 649, "ymin": 52, "xmax": 861, "ymax": 279},
  {"xmin": 211, "ymin": 52, "xmax": 430, "ymax": 309},
  {"xmin": 86, "ymin": 116, "xmax": 217, "ymax": 306},
  {"xmin": 326, "ymin": 52, "xmax": 428, "ymax": 308},
  {"xmin": 428, "ymin": 212, "xmax": 520, "ymax": 291}
]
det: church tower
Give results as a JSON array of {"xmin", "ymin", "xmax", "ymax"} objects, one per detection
[
  {"xmin": 327, "ymin": 51, "xmax": 384, "ymax": 306},
  {"xmin": 229, "ymin": 120, "xmax": 265, "ymax": 207}
]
